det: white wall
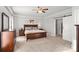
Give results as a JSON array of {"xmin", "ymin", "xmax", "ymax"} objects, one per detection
[
  {"xmin": 63, "ymin": 16, "xmax": 72, "ymax": 42},
  {"xmin": 41, "ymin": 8, "xmax": 72, "ymax": 36},
  {"xmin": 0, "ymin": 6, "xmax": 14, "ymax": 31},
  {"xmin": 40, "ymin": 17, "xmax": 56, "ymax": 36},
  {"xmin": 14, "ymin": 16, "xmax": 42, "ymax": 29},
  {"xmin": 14, "ymin": 16, "xmax": 43, "ymax": 36}
]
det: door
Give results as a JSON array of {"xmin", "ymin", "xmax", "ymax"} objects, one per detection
[{"xmin": 63, "ymin": 16, "xmax": 72, "ymax": 42}]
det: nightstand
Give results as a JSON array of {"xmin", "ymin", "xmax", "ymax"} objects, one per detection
[{"xmin": 19, "ymin": 29, "xmax": 25, "ymax": 36}]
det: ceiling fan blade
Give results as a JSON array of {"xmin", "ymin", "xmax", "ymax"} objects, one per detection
[
  {"xmin": 32, "ymin": 6, "xmax": 48, "ymax": 13},
  {"xmin": 43, "ymin": 8, "xmax": 48, "ymax": 10},
  {"xmin": 42, "ymin": 10, "xmax": 46, "ymax": 13}
]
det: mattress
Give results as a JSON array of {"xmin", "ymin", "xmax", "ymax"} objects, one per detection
[{"xmin": 25, "ymin": 30, "xmax": 46, "ymax": 34}]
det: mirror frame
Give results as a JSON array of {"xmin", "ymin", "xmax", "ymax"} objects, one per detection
[{"xmin": 2, "ymin": 12, "xmax": 9, "ymax": 31}]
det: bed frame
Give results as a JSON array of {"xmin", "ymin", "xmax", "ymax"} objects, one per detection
[{"xmin": 24, "ymin": 24, "xmax": 47, "ymax": 40}]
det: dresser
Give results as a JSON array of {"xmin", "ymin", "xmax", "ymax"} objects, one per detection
[
  {"xmin": 75, "ymin": 25, "xmax": 79, "ymax": 52},
  {"xmin": 0, "ymin": 31, "xmax": 15, "ymax": 52}
]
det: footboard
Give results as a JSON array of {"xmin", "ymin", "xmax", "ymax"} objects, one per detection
[{"xmin": 26, "ymin": 32, "xmax": 47, "ymax": 40}]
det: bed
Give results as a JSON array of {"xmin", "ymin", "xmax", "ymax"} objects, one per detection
[{"xmin": 24, "ymin": 24, "xmax": 47, "ymax": 40}]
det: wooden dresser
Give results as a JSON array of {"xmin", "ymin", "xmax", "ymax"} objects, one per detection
[
  {"xmin": 75, "ymin": 25, "xmax": 79, "ymax": 52},
  {"xmin": 0, "ymin": 31, "xmax": 15, "ymax": 52}
]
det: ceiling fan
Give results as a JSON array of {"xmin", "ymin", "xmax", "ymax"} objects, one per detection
[{"xmin": 32, "ymin": 6, "xmax": 48, "ymax": 13}]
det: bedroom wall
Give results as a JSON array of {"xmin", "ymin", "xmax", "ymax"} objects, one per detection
[
  {"xmin": 0, "ymin": 6, "xmax": 14, "ymax": 31},
  {"xmin": 41, "ymin": 8, "xmax": 72, "ymax": 36},
  {"xmin": 14, "ymin": 15, "xmax": 57, "ymax": 36},
  {"xmin": 14, "ymin": 16, "xmax": 43, "ymax": 36},
  {"xmin": 40, "ymin": 17, "xmax": 56, "ymax": 36}
]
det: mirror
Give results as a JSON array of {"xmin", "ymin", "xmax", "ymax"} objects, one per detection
[{"xmin": 2, "ymin": 12, "xmax": 9, "ymax": 31}]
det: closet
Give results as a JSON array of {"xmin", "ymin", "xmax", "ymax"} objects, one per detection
[{"xmin": 63, "ymin": 16, "xmax": 72, "ymax": 42}]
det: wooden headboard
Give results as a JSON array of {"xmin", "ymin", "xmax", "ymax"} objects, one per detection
[{"xmin": 24, "ymin": 24, "xmax": 38, "ymax": 30}]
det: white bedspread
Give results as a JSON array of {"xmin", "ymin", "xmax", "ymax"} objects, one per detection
[{"xmin": 25, "ymin": 30, "xmax": 46, "ymax": 34}]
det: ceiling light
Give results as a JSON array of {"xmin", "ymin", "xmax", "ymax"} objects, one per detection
[{"xmin": 38, "ymin": 10, "xmax": 43, "ymax": 13}]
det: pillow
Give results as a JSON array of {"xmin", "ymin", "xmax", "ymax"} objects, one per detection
[
  {"xmin": 32, "ymin": 27, "xmax": 38, "ymax": 30},
  {"xmin": 25, "ymin": 27, "xmax": 31, "ymax": 30}
]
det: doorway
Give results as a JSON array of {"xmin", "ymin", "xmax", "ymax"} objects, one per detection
[{"xmin": 56, "ymin": 18, "xmax": 63, "ymax": 37}]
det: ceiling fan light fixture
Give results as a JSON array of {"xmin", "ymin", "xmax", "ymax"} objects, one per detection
[
  {"xmin": 33, "ymin": 6, "xmax": 48, "ymax": 13},
  {"xmin": 38, "ymin": 10, "xmax": 43, "ymax": 13}
]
